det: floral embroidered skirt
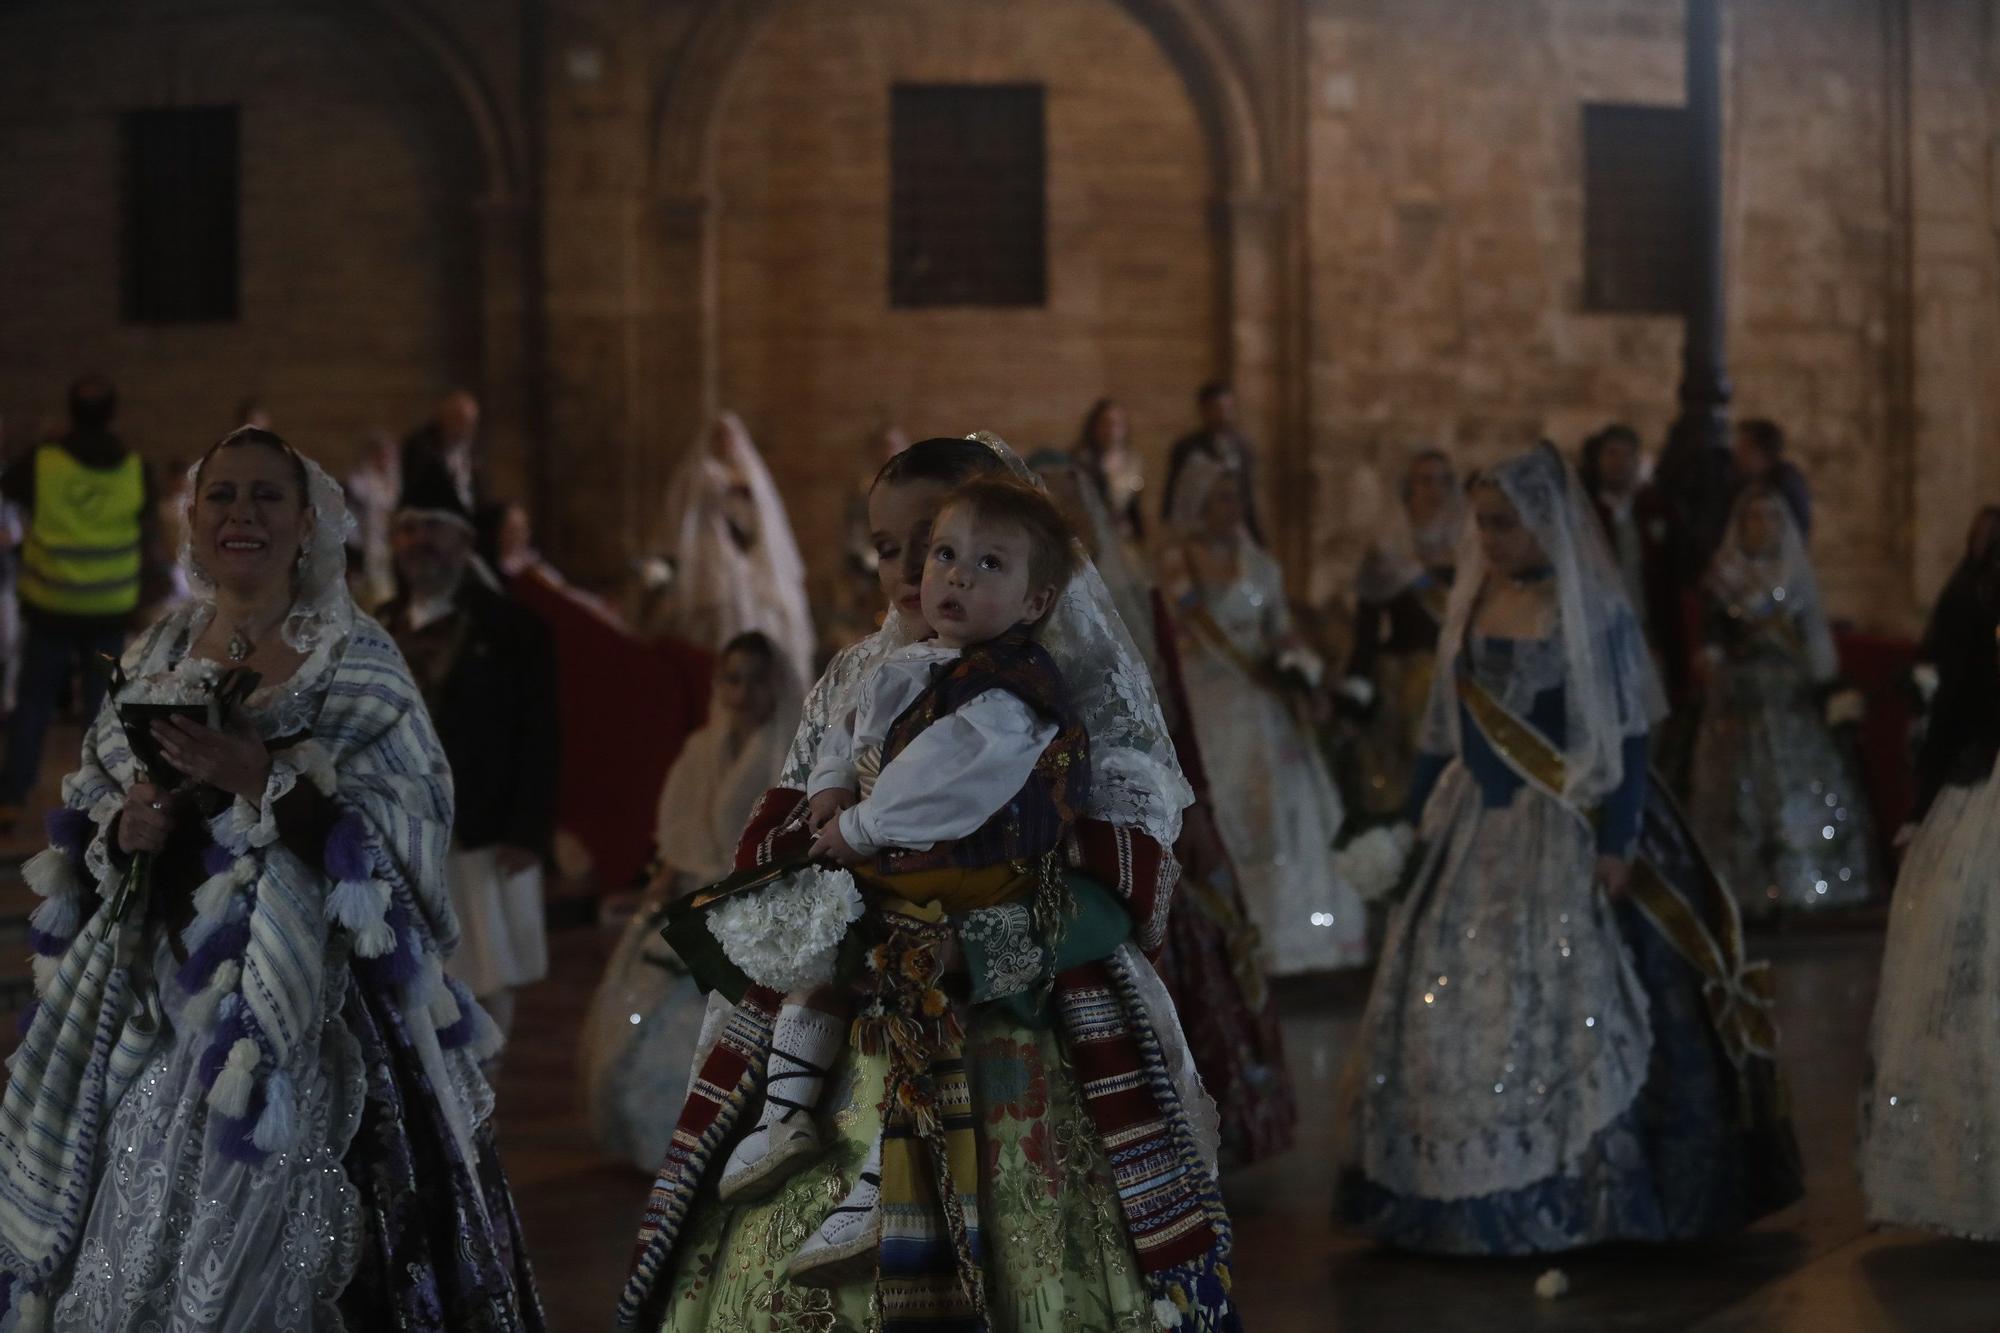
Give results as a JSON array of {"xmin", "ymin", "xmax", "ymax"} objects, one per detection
[{"xmin": 655, "ymin": 1007, "xmax": 1155, "ymax": 1333}]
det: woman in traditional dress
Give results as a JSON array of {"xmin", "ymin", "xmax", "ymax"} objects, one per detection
[
  {"xmin": 1155, "ymin": 452, "xmax": 1366, "ymax": 976},
  {"xmin": 1072, "ymin": 398, "xmax": 1147, "ymax": 551},
  {"xmin": 581, "ymin": 630, "xmax": 801, "ymax": 1172},
  {"xmin": 1337, "ymin": 443, "xmax": 1800, "ymax": 1255},
  {"xmin": 1859, "ymin": 516, "xmax": 2000, "ymax": 1238},
  {"xmin": 615, "ymin": 434, "xmax": 1239, "ymax": 1333},
  {"xmin": 1687, "ymin": 488, "xmax": 1878, "ymax": 918},
  {"xmin": 0, "ymin": 426, "xmax": 541, "ymax": 1329},
  {"xmin": 1033, "ymin": 449, "xmax": 1295, "ymax": 1165},
  {"xmin": 651, "ymin": 411, "xmax": 815, "ymax": 681},
  {"xmin": 1341, "ymin": 449, "xmax": 1461, "ymax": 824}
]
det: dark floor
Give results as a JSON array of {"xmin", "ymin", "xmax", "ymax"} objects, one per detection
[
  {"xmin": 0, "ymin": 723, "xmax": 1987, "ymax": 1330},
  {"xmin": 501, "ymin": 920, "xmax": 1995, "ymax": 1332}
]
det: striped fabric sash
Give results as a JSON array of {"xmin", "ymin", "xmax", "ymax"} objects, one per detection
[
  {"xmin": 1054, "ymin": 961, "xmax": 1217, "ymax": 1273},
  {"xmin": 616, "ymin": 985, "xmax": 781, "ymax": 1330},
  {"xmin": 854, "ymin": 903, "xmax": 985, "ymax": 1330}
]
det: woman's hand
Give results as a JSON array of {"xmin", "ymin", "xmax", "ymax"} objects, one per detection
[
  {"xmin": 1595, "ymin": 854, "xmax": 1631, "ymax": 900},
  {"xmin": 118, "ymin": 782, "xmax": 176, "ymax": 855},
  {"xmin": 153, "ymin": 715, "xmax": 273, "ymax": 805},
  {"xmin": 808, "ymin": 788, "xmax": 857, "ymax": 833},
  {"xmin": 809, "ymin": 817, "xmax": 867, "ymax": 867}
]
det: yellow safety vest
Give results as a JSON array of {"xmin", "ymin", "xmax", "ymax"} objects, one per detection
[{"xmin": 20, "ymin": 445, "xmax": 144, "ymax": 616}]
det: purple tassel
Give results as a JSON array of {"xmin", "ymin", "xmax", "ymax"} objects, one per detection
[
  {"xmin": 323, "ymin": 811, "xmax": 371, "ymax": 885},
  {"xmin": 201, "ymin": 842, "xmax": 236, "ymax": 878},
  {"xmin": 197, "ymin": 1009, "xmax": 254, "ymax": 1088},
  {"xmin": 436, "ymin": 977, "xmax": 478, "ymax": 1049},
  {"xmin": 26, "ymin": 927, "xmax": 69, "ymax": 959},
  {"xmin": 176, "ymin": 919, "xmax": 251, "ymax": 994},
  {"xmin": 44, "ymin": 807, "xmax": 91, "ymax": 862},
  {"xmin": 212, "ymin": 1085, "xmax": 268, "ymax": 1165}
]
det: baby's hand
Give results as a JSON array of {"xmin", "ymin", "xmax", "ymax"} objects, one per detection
[
  {"xmin": 808, "ymin": 787, "xmax": 858, "ymax": 832},
  {"xmin": 810, "ymin": 816, "xmax": 867, "ymax": 867}
]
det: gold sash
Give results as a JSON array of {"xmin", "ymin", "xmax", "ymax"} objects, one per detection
[{"xmin": 1455, "ymin": 672, "xmax": 1778, "ymax": 1066}]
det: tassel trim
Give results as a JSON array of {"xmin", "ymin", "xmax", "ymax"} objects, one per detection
[
  {"xmin": 207, "ymin": 1038, "xmax": 262, "ymax": 1118},
  {"xmin": 44, "ymin": 806, "xmax": 92, "ymax": 862},
  {"xmin": 21, "ymin": 847, "xmax": 86, "ymax": 903}
]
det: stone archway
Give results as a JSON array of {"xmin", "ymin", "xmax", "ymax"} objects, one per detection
[{"xmin": 633, "ymin": 0, "xmax": 1295, "ymax": 569}]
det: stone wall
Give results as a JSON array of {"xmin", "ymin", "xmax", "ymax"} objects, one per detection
[
  {"xmin": 705, "ymin": 0, "xmax": 1218, "ymax": 572},
  {"xmin": 0, "ymin": 0, "xmax": 1993, "ymax": 632},
  {"xmin": 0, "ymin": 1, "xmax": 502, "ymax": 484}
]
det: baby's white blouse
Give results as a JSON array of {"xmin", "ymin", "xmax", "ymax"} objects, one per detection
[{"xmin": 807, "ymin": 640, "xmax": 1058, "ymax": 858}]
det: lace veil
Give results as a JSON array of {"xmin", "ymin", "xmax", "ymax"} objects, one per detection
[
  {"xmin": 180, "ymin": 445, "xmax": 359, "ymax": 657},
  {"xmin": 782, "ymin": 432, "xmax": 1191, "ymax": 848},
  {"xmin": 1027, "ymin": 449, "xmax": 1167, "ymax": 691},
  {"xmin": 1705, "ymin": 487, "xmax": 1839, "ymax": 682},
  {"xmin": 1420, "ymin": 443, "xmax": 1665, "ymax": 808},
  {"xmin": 656, "ymin": 412, "xmax": 816, "ymax": 677}
]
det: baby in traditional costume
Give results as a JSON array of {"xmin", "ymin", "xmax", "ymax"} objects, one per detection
[{"xmin": 701, "ymin": 476, "xmax": 1091, "ymax": 1284}]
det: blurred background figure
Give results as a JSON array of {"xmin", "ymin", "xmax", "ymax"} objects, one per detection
[
  {"xmin": 1732, "ymin": 418, "xmax": 1811, "ymax": 538},
  {"xmin": 579, "ymin": 629, "xmax": 800, "ymax": 1171},
  {"xmin": 0, "ymin": 373, "xmax": 157, "ymax": 822},
  {"xmin": 1157, "ymin": 451, "xmax": 1366, "ymax": 976},
  {"xmin": 403, "ymin": 387, "xmax": 481, "ymax": 510},
  {"xmin": 1340, "ymin": 448, "xmax": 1461, "ymax": 825},
  {"xmin": 649, "ymin": 410, "xmax": 814, "ymax": 681},
  {"xmin": 1072, "ymin": 397, "xmax": 1147, "ymax": 551},
  {"xmin": 346, "ymin": 430, "xmax": 402, "ymax": 611},
  {"xmin": 383, "ymin": 468, "xmax": 558, "ymax": 1056},
  {"xmin": 1688, "ymin": 488, "xmax": 1878, "ymax": 918},
  {"xmin": 1162, "ymin": 380, "xmax": 1264, "ymax": 545}
]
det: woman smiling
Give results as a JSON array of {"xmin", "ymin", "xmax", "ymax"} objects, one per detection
[{"xmin": 0, "ymin": 427, "xmax": 543, "ymax": 1329}]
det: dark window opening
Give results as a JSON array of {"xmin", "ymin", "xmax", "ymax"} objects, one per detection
[
  {"xmin": 123, "ymin": 106, "xmax": 239, "ymax": 324},
  {"xmin": 890, "ymin": 84, "xmax": 1046, "ymax": 308},
  {"xmin": 1581, "ymin": 102, "xmax": 1691, "ymax": 315}
]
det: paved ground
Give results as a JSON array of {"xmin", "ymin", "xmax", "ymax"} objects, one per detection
[{"xmin": 501, "ymin": 922, "xmax": 1993, "ymax": 1332}]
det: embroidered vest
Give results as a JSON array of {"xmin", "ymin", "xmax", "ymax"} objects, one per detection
[{"xmin": 875, "ymin": 630, "xmax": 1091, "ymax": 875}]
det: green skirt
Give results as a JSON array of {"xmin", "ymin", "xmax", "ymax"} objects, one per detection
[{"xmin": 656, "ymin": 1005, "xmax": 1157, "ymax": 1333}]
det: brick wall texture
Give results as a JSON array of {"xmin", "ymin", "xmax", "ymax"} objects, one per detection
[{"xmin": 0, "ymin": 0, "xmax": 1994, "ymax": 633}]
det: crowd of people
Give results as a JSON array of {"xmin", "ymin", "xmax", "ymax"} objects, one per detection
[{"xmin": 0, "ymin": 365, "xmax": 1990, "ymax": 1329}]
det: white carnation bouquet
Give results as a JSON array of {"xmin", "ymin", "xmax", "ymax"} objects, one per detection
[{"xmin": 705, "ymin": 864, "xmax": 866, "ymax": 993}]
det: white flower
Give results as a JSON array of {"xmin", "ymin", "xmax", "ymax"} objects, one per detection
[
  {"xmin": 1335, "ymin": 824, "xmax": 1415, "ymax": 903},
  {"xmin": 1533, "ymin": 1267, "xmax": 1570, "ymax": 1300},
  {"xmin": 706, "ymin": 865, "xmax": 866, "ymax": 992},
  {"xmin": 1152, "ymin": 1297, "xmax": 1183, "ymax": 1329},
  {"xmin": 1337, "ymin": 675, "xmax": 1376, "ymax": 708}
]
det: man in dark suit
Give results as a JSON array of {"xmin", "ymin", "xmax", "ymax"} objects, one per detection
[
  {"xmin": 1581, "ymin": 423, "xmax": 1689, "ymax": 703},
  {"xmin": 401, "ymin": 388, "xmax": 481, "ymax": 512},
  {"xmin": 1160, "ymin": 380, "xmax": 1264, "ymax": 544},
  {"xmin": 382, "ymin": 469, "xmax": 556, "ymax": 1052}
]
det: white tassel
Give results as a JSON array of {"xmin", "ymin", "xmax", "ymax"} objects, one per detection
[
  {"xmin": 252, "ymin": 1071, "xmax": 299, "ymax": 1152},
  {"xmin": 325, "ymin": 878, "xmax": 389, "ymax": 932},
  {"xmin": 30, "ymin": 955, "xmax": 59, "ymax": 994},
  {"xmin": 192, "ymin": 859, "xmax": 255, "ymax": 920},
  {"xmin": 465, "ymin": 997, "xmax": 505, "ymax": 1063},
  {"xmin": 427, "ymin": 978, "xmax": 462, "ymax": 1030},
  {"xmin": 22, "ymin": 847, "xmax": 84, "ymax": 902},
  {"xmin": 291, "ymin": 741, "xmax": 339, "ymax": 798},
  {"xmin": 11, "ymin": 1286, "xmax": 48, "ymax": 1329},
  {"xmin": 182, "ymin": 960, "xmax": 240, "ymax": 1034},
  {"xmin": 353, "ymin": 919, "xmax": 395, "ymax": 958},
  {"xmin": 207, "ymin": 1038, "xmax": 261, "ymax": 1117},
  {"xmin": 28, "ymin": 892, "xmax": 81, "ymax": 941}
]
